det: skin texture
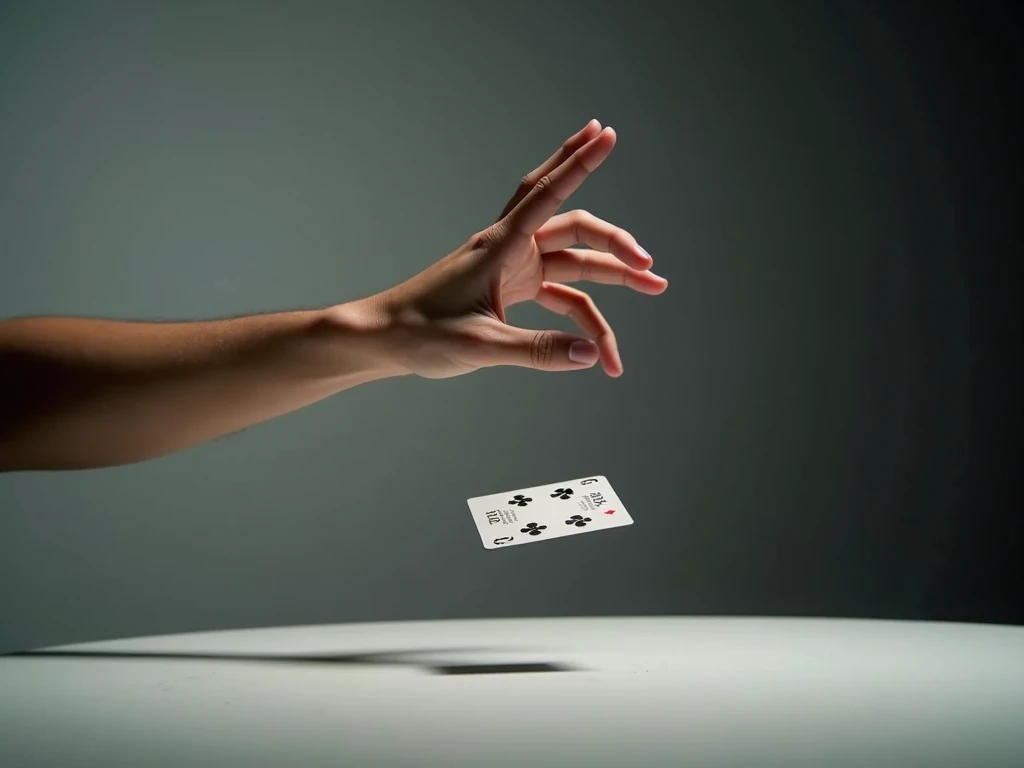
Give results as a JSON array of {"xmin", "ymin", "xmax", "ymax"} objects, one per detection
[{"xmin": 0, "ymin": 120, "xmax": 667, "ymax": 472}]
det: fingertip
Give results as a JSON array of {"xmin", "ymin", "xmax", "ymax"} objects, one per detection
[
  {"xmin": 575, "ymin": 119, "xmax": 601, "ymax": 143},
  {"xmin": 583, "ymin": 126, "xmax": 617, "ymax": 165},
  {"xmin": 602, "ymin": 347, "xmax": 624, "ymax": 377},
  {"xmin": 586, "ymin": 125, "xmax": 615, "ymax": 149}
]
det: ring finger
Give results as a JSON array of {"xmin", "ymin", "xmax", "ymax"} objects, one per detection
[{"xmin": 542, "ymin": 248, "xmax": 668, "ymax": 294}]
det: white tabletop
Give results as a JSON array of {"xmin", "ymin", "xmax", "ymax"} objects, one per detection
[{"xmin": 2, "ymin": 617, "xmax": 1023, "ymax": 767}]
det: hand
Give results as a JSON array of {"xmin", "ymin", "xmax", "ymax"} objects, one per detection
[{"xmin": 366, "ymin": 119, "xmax": 668, "ymax": 379}]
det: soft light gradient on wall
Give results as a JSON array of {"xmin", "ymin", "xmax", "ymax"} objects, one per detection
[{"xmin": 1, "ymin": 0, "xmax": 1019, "ymax": 652}]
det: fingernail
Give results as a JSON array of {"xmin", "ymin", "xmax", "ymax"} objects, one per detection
[
  {"xmin": 638, "ymin": 245, "xmax": 652, "ymax": 261},
  {"xmin": 569, "ymin": 340, "xmax": 599, "ymax": 365}
]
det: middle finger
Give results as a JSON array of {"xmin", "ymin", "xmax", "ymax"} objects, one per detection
[{"xmin": 535, "ymin": 210, "xmax": 652, "ymax": 271}]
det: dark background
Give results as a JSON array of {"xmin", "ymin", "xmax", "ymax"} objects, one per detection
[{"xmin": 0, "ymin": 0, "xmax": 1019, "ymax": 653}]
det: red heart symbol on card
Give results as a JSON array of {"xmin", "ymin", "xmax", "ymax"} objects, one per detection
[{"xmin": 605, "ymin": 509, "xmax": 615, "ymax": 515}]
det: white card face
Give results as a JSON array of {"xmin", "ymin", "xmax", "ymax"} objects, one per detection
[{"xmin": 467, "ymin": 475, "xmax": 633, "ymax": 550}]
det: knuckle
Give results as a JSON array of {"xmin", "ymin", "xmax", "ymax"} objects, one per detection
[
  {"xmin": 530, "ymin": 330, "xmax": 557, "ymax": 370},
  {"xmin": 575, "ymin": 292, "xmax": 597, "ymax": 315},
  {"xmin": 473, "ymin": 222, "xmax": 504, "ymax": 249},
  {"xmin": 490, "ymin": 217, "xmax": 510, "ymax": 241},
  {"xmin": 577, "ymin": 252, "xmax": 594, "ymax": 281},
  {"xmin": 534, "ymin": 175, "xmax": 563, "ymax": 205},
  {"xmin": 570, "ymin": 292, "xmax": 605, "ymax": 328},
  {"xmin": 518, "ymin": 173, "xmax": 534, "ymax": 192},
  {"xmin": 569, "ymin": 208, "xmax": 590, "ymax": 243}
]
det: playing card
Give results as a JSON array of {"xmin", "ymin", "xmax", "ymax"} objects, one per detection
[{"xmin": 467, "ymin": 475, "xmax": 633, "ymax": 550}]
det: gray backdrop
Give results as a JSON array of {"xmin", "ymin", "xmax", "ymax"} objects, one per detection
[{"xmin": 1, "ymin": 0, "xmax": 1017, "ymax": 653}]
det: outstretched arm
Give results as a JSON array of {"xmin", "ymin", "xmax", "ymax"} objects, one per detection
[
  {"xmin": 0, "ymin": 119, "xmax": 666, "ymax": 473},
  {"xmin": 0, "ymin": 300, "xmax": 398, "ymax": 471}
]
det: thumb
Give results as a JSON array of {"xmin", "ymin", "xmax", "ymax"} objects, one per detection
[{"xmin": 498, "ymin": 326, "xmax": 600, "ymax": 372}]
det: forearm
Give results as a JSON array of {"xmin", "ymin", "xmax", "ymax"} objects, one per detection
[{"xmin": 0, "ymin": 298, "xmax": 402, "ymax": 471}]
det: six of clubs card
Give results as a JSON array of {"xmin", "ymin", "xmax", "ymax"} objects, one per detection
[{"xmin": 467, "ymin": 475, "xmax": 634, "ymax": 550}]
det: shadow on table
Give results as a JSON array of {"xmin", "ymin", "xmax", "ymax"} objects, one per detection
[{"xmin": 6, "ymin": 647, "xmax": 581, "ymax": 675}]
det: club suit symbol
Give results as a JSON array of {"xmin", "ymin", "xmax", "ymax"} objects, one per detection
[
  {"xmin": 550, "ymin": 487, "xmax": 574, "ymax": 500},
  {"xmin": 521, "ymin": 522, "xmax": 547, "ymax": 536},
  {"xmin": 508, "ymin": 495, "xmax": 532, "ymax": 507},
  {"xmin": 566, "ymin": 514, "xmax": 592, "ymax": 528}
]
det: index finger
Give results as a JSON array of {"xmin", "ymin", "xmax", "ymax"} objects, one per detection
[{"xmin": 506, "ymin": 126, "xmax": 616, "ymax": 237}]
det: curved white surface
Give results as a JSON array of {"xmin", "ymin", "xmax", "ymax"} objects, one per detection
[{"xmin": 2, "ymin": 617, "xmax": 1023, "ymax": 767}]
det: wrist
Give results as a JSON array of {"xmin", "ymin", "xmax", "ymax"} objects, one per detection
[{"xmin": 320, "ymin": 294, "xmax": 411, "ymax": 381}]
